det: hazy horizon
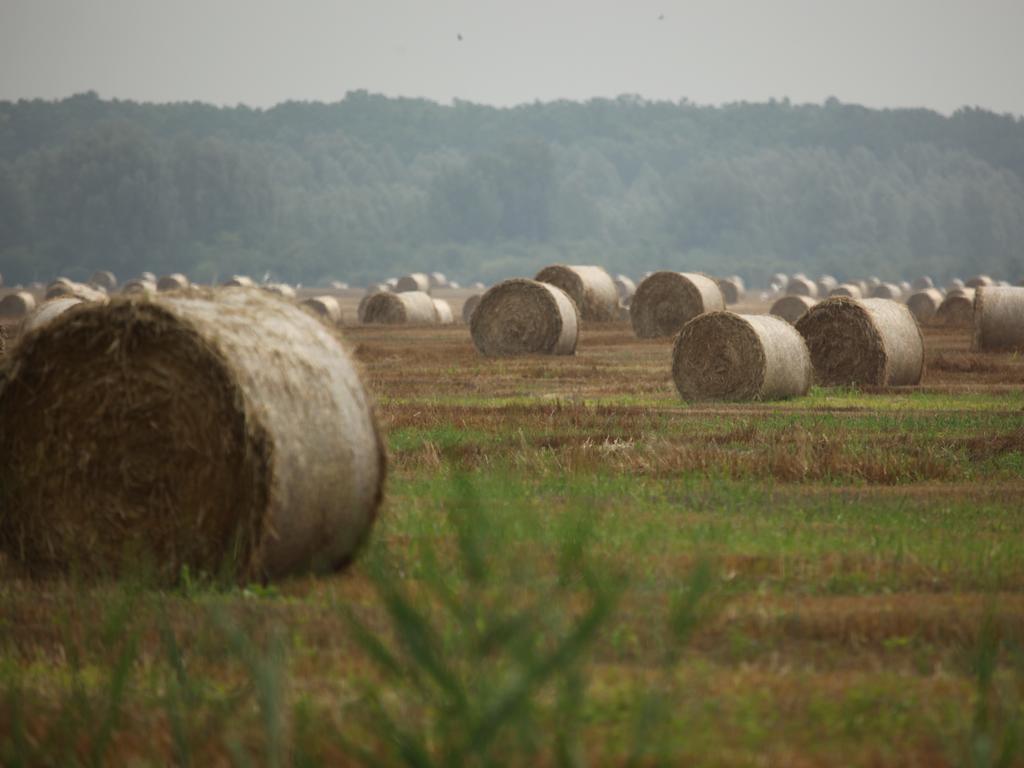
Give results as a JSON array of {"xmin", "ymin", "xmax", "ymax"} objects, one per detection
[{"xmin": 2, "ymin": 0, "xmax": 1023, "ymax": 117}]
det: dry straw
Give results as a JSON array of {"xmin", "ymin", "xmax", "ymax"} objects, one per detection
[
  {"xmin": 0, "ymin": 291, "xmax": 37, "ymax": 318},
  {"xmin": 461, "ymin": 294, "xmax": 482, "ymax": 324},
  {"xmin": 470, "ymin": 278, "xmax": 579, "ymax": 357},
  {"xmin": 432, "ymin": 298, "xmax": 454, "ymax": 324},
  {"xmin": 717, "ymin": 276, "xmax": 745, "ymax": 304},
  {"xmin": 157, "ymin": 273, "xmax": 191, "ymax": 292},
  {"xmin": 630, "ymin": 271, "xmax": 725, "ymax": 338},
  {"xmin": 769, "ymin": 295, "xmax": 816, "ymax": 324},
  {"xmin": 672, "ymin": 312, "xmax": 812, "ymax": 401},
  {"xmin": 829, "ymin": 283, "xmax": 862, "ymax": 299},
  {"xmin": 21, "ymin": 298, "xmax": 84, "ymax": 335},
  {"xmin": 534, "ymin": 264, "xmax": 618, "ymax": 322},
  {"xmin": 972, "ymin": 286, "xmax": 1024, "ymax": 351},
  {"xmin": 89, "ymin": 271, "xmax": 118, "ymax": 291},
  {"xmin": 786, "ymin": 276, "xmax": 818, "ymax": 298},
  {"xmin": 0, "ymin": 288, "xmax": 385, "ymax": 582},
  {"xmin": 397, "ymin": 273, "xmax": 431, "ymax": 293},
  {"xmin": 905, "ymin": 288, "xmax": 944, "ymax": 324},
  {"xmin": 301, "ymin": 295, "xmax": 343, "ymax": 325},
  {"xmin": 936, "ymin": 289, "xmax": 975, "ymax": 327},
  {"xmin": 795, "ymin": 297, "xmax": 924, "ymax": 387},
  {"xmin": 362, "ymin": 290, "xmax": 438, "ymax": 324}
]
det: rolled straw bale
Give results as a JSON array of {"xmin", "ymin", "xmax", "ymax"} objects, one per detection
[
  {"xmin": 122, "ymin": 278, "xmax": 157, "ymax": 295},
  {"xmin": 428, "ymin": 272, "xmax": 449, "ymax": 289},
  {"xmin": 461, "ymin": 294, "xmax": 482, "ymax": 324},
  {"xmin": 534, "ymin": 264, "xmax": 618, "ymax": 322},
  {"xmin": 672, "ymin": 312, "xmax": 812, "ymax": 402},
  {"xmin": 396, "ymin": 273, "xmax": 431, "ymax": 293},
  {"xmin": 871, "ymin": 282, "xmax": 902, "ymax": 300},
  {"xmin": 817, "ymin": 275, "xmax": 838, "ymax": 296},
  {"xmin": 89, "ymin": 271, "xmax": 117, "ymax": 291},
  {"xmin": 385, "ymin": 277, "xmax": 398, "ymax": 288},
  {"xmin": 966, "ymin": 274, "xmax": 994, "ymax": 289},
  {"xmin": 972, "ymin": 287, "xmax": 1024, "ymax": 351},
  {"xmin": 157, "ymin": 273, "xmax": 191, "ymax": 292},
  {"xmin": 771, "ymin": 272, "xmax": 789, "ymax": 290},
  {"xmin": 912, "ymin": 276, "xmax": 934, "ymax": 290},
  {"xmin": 140, "ymin": 271, "xmax": 157, "ymax": 283},
  {"xmin": 362, "ymin": 290, "xmax": 438, "ymax": 325},
  {"xmin": 221, "ymin": 275, "xmax": 255, "ymax": 288},
  {"xmin": 448, "ymin": 281, "xmax": 461, "ymax": 289},
  {"xmin": 717, "ymin": 276, "xmax": 744, "ymax": 304},
  {"xmin": 0, "ymin": 291, "xmax": 37, "ymax": 318},
  {"xmin": 0, "ymin": 288, "xmax": 385, "ymax": 582},
  {"xmin": 786, "ymin": 276, "xmax": 818, "ymax": 298},
  {"xmin": 936, "ymin": 289, "xmax": 975, "ymax": 327},
  {"xmin": 829, "ymin": 283, "xmax": 862, "ymax": 299},
  {"xmin": 46, "ymin": 281, "xmax": 107, "ymax": 302},
  {"xmin": 899, "ymin": 281, "xmax": 913, "ymax": 296},
  {"xmin": 866, "ymin": 276, "xmax": 882, "ymax": 289},
  {"xmin": 330, "ymin": 281, "xmax": 349, "ymax": 291},
  {"xmin": 630, "ymin": 271, "xmax": 725, "ymax": 338},
  {"xmin": 614, "ymin": 274, "xmax": 636, "ymax": 301},
  {"xmin": 998, "ymin": 280, "xmax": 1011, "ymax": 287},
  {"xmin": 21, "ymin": 298, "xmax": 83, "ymax": 335},
  {"xmin": 618, "ymin": 301, "xmax": 631, "ymax": 321},
  {"xmin": 906, "ymin": 289, "xmax": 945, "ymax": 324},
  {"xmin": 770, "ymin": 295, "xmax": 817, "ymax": 324},
  {"xmin": 432, "ymin": 298, "xmax": 454, "ymax": 325},
  {"xmin": 301, "ymin": 296, "xmax": 343, "ymax": 326},
  {"xmin": 262, "ymin": 283, "xmax": 297, "ymax": 299},
  {"xmin": 471, "ymin": 282, "xmax": 487, "ymax": 291},
  {"xmin": 795, "ymin": 298, "xmax": 924, "ymax": 387},
  {"xmin": 365, "ymin": 282, "xmax": 390, "ymax": 295},
  {"xmin": 470, "ymin": 279, "xmax": 578, "ymax": 357},
  {"xmin": 358, "ymin": 287, "xmax": 390, "ymax": 322}
]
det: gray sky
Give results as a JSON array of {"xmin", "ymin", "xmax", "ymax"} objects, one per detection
[{"xmin": 1, "ymin": 0, "xmax": 1022, "ymax": 115}]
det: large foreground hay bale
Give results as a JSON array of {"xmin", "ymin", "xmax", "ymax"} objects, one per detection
[
  {"xmin": 786, "ymin": 276, "xmax": 818, "ymax": 298},
  {"xmin": 613, "ymin": 274, "xmax": 636, "ymax": 301},
  {"xmin": 672, "ymin": 312, "xmax": 812, "ymax": 401},
  {"xmin": 795, "ymin": 297, "xmax": 924, "ymax": 387},
  {"xmin": 396, "ymin": 273, "xmax": 431, "ymax": 293},
  {"xmin": 432, "ymin": 298, "xmax": 454, "ymax": 324},
  {"xmin": 89, "ymin": 271, "xmax": 118, "ymax": 291},
  {"xmin": 0, "ymin": 291, "xmax": 37, "ymax": 318},
  {"xmin": 936, "ymin": 289, "xmax": 975, "ymax": 327},
  {"xmin": 829, "ymin": 283, "xmax": 862, "ymax": 299},
  {"xmin": 966, "ymin": 274, "xmax": 994, "ymax": 289},
  {"xmin": 470, "ymin": 279, "xmax": 578, "ymax": 357},
  {"xmin": 905, "ymin": 289, "xmax": 944, "ymax": 324},
  {"xmin": 157, "ymin": 273, "xmax": 190, "ymax": 292},
  {"xmin": 630, "ymin": 271, "xmax": 725, "ymax": 338},
  {"xmin": 0, "ymin": 289, "xmax": 385, "ymax": 582},
  {"xmin": 362, "ymin": 290, "xmax": 438, "ymax": 324},
  {"xmin": 21, "ymin": 298, "xmax": 83, "ymax": 334},
  {"xmin": 461, "ymin": 294, "xmax": 482, "ymax": 324},
  {"xmin": 534, "ymin": 264, "xmax": 618, "ymax": 322},
  {"xmin": 972, "ymin": 287, "xmax": 1024, "ymax": 351},
  {"xmin": 301, "ymin": 296, "xmax": 343, "ymax": 325},
  {"xmin": 717, "ymin": 276, "xmax": 745, "ymax": 304},
  {"xmin": 769, "ymin": 295, "xmax": 816, "ymax": 324}
]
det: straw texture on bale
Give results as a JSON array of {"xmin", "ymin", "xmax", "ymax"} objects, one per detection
[
  {"xmin": 432, "ymin": 298, "xmax": 454, "ymax": 325},
  {"xmin": 769, "ymin": 295, "xmax": 817, "ymax": 324},
  {"xmin": 461, "ymin": 294, "xmax": 482, "ymax": 324},
  {"xmin": 362, "ymin": 290, "xmax": 438, "ymax": 325},
  {"xmin": 46, "ymin": 281, "xmax": 106, "ymax": 302},
  {"xmin": 534, "ymin": 264, "xmax": 618, "ymax": 322},
  {"xmin": 222, "ymin": 275, "xmax": 255, "ymax": 288},
  {"xmin": 21, "ymin": 298, "xmax": 83, "ymax": 335},
  {"xmin": 0, "ymin": 288, "xmax": 385, "ymax": 582},
  {"xmin": 905, "ymin": 289, "xmax": 945, "ymax": 324},
  {"xmin": 871, "ymin": 282, "xmax": 902, "ymax": 300},
  {"xmin": 786, "ymin": 276, "xmax": 818, "ymax": 298},
  {"xmin": 470, "ymin": 279, "xmax": 579, "ymax": 357},
  {"xmin": 122, "ymin": 279, "xmax": 157, "ymax": 295},
  {"xmin": 966, "ymin": 275, "xmax": 994, "ymax": 289},
  {"xmin": 157, "ymin": 273, "xmax": 190, "ymax": 292},
  {"xmin": 717, "ymin": 276, "xmax": 744, "ymax": 304},
  {"xmin": 936, "ymin": 289, "xmax": 975, "ymax": 327},
  {"xmin": 672, "ymin": 312, "xmax": 812, "ymax": 402},
  {"xmin": 613, "ymin": 274, "xmax": 636, "ymax": 301},
  {"xmin": 630, "ymin": 271, "xmax": 725, "ymax": 338},
  {"xmin": 89, "ymin": 271, "xmax": 118, "ymax": 291},
  {"xmin": 795, "ymin": 298, "xmax": 924, "ymax": 387},
  {"xmin": 396, "ymin": 273, "xmax": 431, "ymax": 293},
  {"xmin": 972, "ymin": 287, "xmax": 1024, "ymax": 351},
  {"xmin": 301, "ymin": 296, "xmax": 343, "ymax": 325},
  {"xmin": 829, "ymin": 283, "xmax": 862, "ymax": 299},
  {"xmin": 0, "ymin": 291, "xmax": 37, "ymax": 318}
]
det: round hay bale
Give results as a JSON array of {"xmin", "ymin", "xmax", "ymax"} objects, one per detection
[
  {"xmin": 140, "ymin": 271, "xmax": 156, "ymax": 283},
  {"xmin": 157, "ymin": 273, "xmax": 191, "ymax": 292},
  {"xmin": 21, "ymin": 298, "xmax": 83, "ymax": 335},
  {"xmin": 672, "ymin": 312, "xmax": 812, "ymax": 402},
  {"xmin": 385, "ymin": 277, "xmax": 398, "ymax": 288},
  {"xmin": 461, "ymin": 294, "xmax": 482, "ymax": 324},
  {"xmin": 717, "ymin": 276, "xmax": 745, "ymax": 305},
  {"xmin": 262, "ymin": 283, "xmax": 297, "ymax": 299},
  {"xmin": 795, "ymin": 297, "xmax": 924, "ymax": 387},
  {"xmin": 770, "ymin": 295, "xmax": 817, "ymax": 324},
  {"xmin": 365, "ymin": 282, "xmax": 391, "ymax": 295},
  {"xmin": 470, "ymin": 279, "xmax": 578, "ymax": 357},
  {"xmin": 428, "ymin": 272, "xmax": 449, "ymax": 289},
  {"xmin": 972, "ymin": 287, "xmax": 1024, "ymax": 352},
  {"xmin": 301, "ymin": 296, "xmax": 343, "ymax": 326},
  {"xmin": 912, "ymin": 276, "xmax": 934, "ymax": 290},
  {"xmin": 906, "ymin": 289, "xmax": 944, "ymax": 324},
  {"xmin": 471, "ymin": 282, "xmax": 487, "ymax": 291},
  {"xmin": 786, "ymin": 276, "xmax": 818, "ymax": 298},
  {"xmin": 0, "ymin": 289, "xmax": 385, "ymax": 582},
  {"xmin": 363, "ymin": 291, "xmax": 438, "ymax": 325},
  {"xmin": 448, "ymin": 281, "xmax": 461, "ymax": 290},
  {"xmin": 45, "ymin": 281, "xmax": 107, "ymax": 302},
  {"xmin": 613, "ymin": 274, "xmax": 636, "ymax": 301},
  {"xmin": 771, "ymin": 272, "xmax": 789, "ymax": 291},
  {"xmin": 122, "ymin": 278, "xmax": 158, "ymax": 295},
  {"xmin": 871, "ymin": 282, "xmax": 902, "ymax": 300},
  {"xmin": 0, "ymin": 291, "xmax": 37, "ymax": 318},
  {"xmin": 866, "ymin": 276, "xmax": 882, "ymax": 290},
  {"xmin": 936, "ymin": 290, "xmax": 975, "ymax": 327},
  {"xmin": 816, "ymin": 275, "xmax": 838, "ymax": 296},
  {"xmin": 221, "ymin": 275, "xmax": 255, "ymax": 288},
  {"xmin": 966, "ymin": 274, "xmax": 994, "ymax": 289},
  {"xmin": 89, "ymin": 271, "xmax": 118, "ymax": 291},
  {"xmin": 534, "ymin": 264, "xmax": 618, "ymax": 322},
  {"xmin": 396, "ymin": 273, "xmax": 431, "ymax": 293},
  {"xmin": 899, "ymin": 281, "xmax": 912, "ymax": 295},
  {"xmin": 330, "ymin": 280, "xmax": 349, "ymax": 291},
  {"xmin": 358, "ymin": 287, "xmax": 390, "ymax": 323},
  {"xmin": 630, "ymin": 271, "xmax": 725, "ymax": 338},
  {"xmin": 432, "ymin": 298, "xmax": 454, "ymax": 325},
  {"xmin": 829, "ymin": 283, "xmax": 862, "ymax": 299},
  {"xmin": 946, "ymin": 278, "xmax": 965, "ymax": 291}
]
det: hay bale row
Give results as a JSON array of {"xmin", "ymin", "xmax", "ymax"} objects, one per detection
[
  {"xmin": 0, "ymin": 291, "xmax": 37, "ymax": 318},
  {"xmin": 397, "ymin": 273, "xmax": 431, "ymax": 293},
  {"xmin": 630, "ymin": 272, "xmax": 725, "ymax": 338},
  {"xmin": 672, "ymin": 312, "xmax": 811, "ymax": 401},
  {"xmin": 363, "ymin": 290, "xmax": 438, "ymax": 324},
  {"xmin": 795, "ymin": 297, "xmax": 923, "ymax": 387},
  {"xmin": 905, "ymin": 289, "xmax": 944, "ymax": 324},
  {"xmin": 301, "ymin": 296, "xmax": 343, "ymax": 325},
  {"xmin": 973, "ymin": 287, "xmax": 1024, "ymax": 352},
  {"xmin": 471, "ymin": 279, "xmax": 578, "ymax": 357},
  {"xmin": 0, "ymin": 288, "xmax": 385, "ymax": 582},
  {"xmin": 786, "ymin": 276, "xmax": 818, "ymax": 298},
  {"xmin": 535, "ymin": 265, "xmax": 618, "ymax": 322},
  {"xmin": 936, "ymin": 289, "xmax": 975, "ymax": 327},
  {"xmin": 770, "ymin": 295, "xmax": 816, "ymax": 324},
  {"xmin": 871, "ymin": 282, "xmax": 902, "ymax": 300}
]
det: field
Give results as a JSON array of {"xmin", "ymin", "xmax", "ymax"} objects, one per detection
[{"xmin": 2, "ymin": 292, "xmax": 1024, "ymax": 766}]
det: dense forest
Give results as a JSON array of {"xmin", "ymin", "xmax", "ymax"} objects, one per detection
[{"xmin": 1, "ymin": 91, "xmax": 1023, "ymax": 287}]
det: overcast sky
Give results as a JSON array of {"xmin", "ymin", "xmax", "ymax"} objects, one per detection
[{"xmin": 1, "ymin": 0, "xmax": 1022, "ymax": 115}]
